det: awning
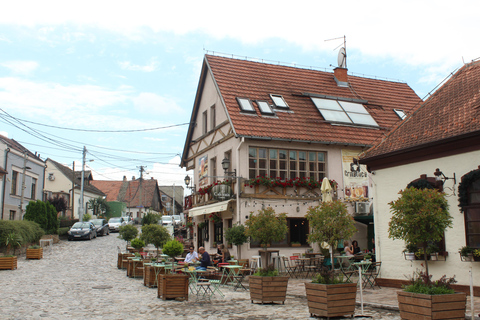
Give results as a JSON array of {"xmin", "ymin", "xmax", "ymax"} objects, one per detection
[{"xmin": 189, "ymin": 200, "xmax": 233, "ymax": 217}]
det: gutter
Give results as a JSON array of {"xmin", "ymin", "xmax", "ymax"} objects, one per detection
[
  {"xmin": 236, "ymin": 137, "xmax": 244, "ymax": 224},
  {"xmin": 237, "ymin": 135, "xmax": 372, "ymax": 148},
  {"xmin": 2, "ymin": 148, "xmax": 10, "ymax": 219}
]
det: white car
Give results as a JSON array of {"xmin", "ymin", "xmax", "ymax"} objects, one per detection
[
  {"xmin": 172, "ymin": 215, "xmax": 182, "ymax": 226},
  {"xmin": 122, "ymin": 216, "xmax": 133, "ymax": 225},
  {"xmin": 160, "ymin": 215, "xmax": 174, "ymax": 226},
  {"xmin": 108, "ymin": 217, "xmax": 126, "ymax": 232}
]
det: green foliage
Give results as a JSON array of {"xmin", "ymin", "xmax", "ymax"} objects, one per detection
[
  {"xmin": 253, "ymin": 264, "xmax": 279, "ymax": 277},
  {"xmin": 24, "ymin": 200, "xmax": 59, "ymax": 234},
  {"xmin": 141, "ymin": 212, "xmax": 161, "ymax": 226},
  {"xmin": 118, "ymin": 224, "xmax": 138, "ymax": 242},
  {"xmin": 58, "ymin": 227, "xmax": 70, "ymax": 236},
  {"xmin": 225, "ymin": 223, "xmax": 248, "ymax": 246},
  {"xmin": 403, "ymin": 271, "xmax": 456, "ymax": 295},
  {"xmin": 140, "ymin": 224, "xmax": 171, "ymax": 256},
  {"xmin": 459, "ymin": 245, "xmax": 474, "ymax": 256},
  {"xmin": 245, "ymin": 207, "xmax": 288, "ymax": 250},
  {"xmin": 83, "ymin": 213, "xmax": 91, "ymax": 221},
  {"xmin": 404, "ymin": 243, "xmax": 418, "ymax": 253},
  {"xmin": 130, "ymin": 238, "xmax": 145, "ymax": 250},
  {"xmin": 0, "ymin": 220, "xmax": 44, "ymax": 250},
  {"xmin": 162, "ymin": 240, "xmax": 184, "ymax": 258},
  {"xmin": 312, "ymin": 268, "xmax": 346, "ymax": 284},
  {"xmin": 3, "ymin": 232, "xmax": 23, "ymax": 255},
  {"xmin": 87, "ymin": 197, "xmax": 111, "ymax": 217},
  {"xmin": 306, "ymin": 200, "xmax": 356, "ymax": 250},
  {"xmin": 389, "ymin": 188, "xmax": 452, "ymax": 277},
  {"xmin": 28, "ymin": 245, "xmax": 41, "ymax": 249}
]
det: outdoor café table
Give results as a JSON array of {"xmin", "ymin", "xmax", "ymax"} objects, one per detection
[
  {"xmin": 185, "ymin": 269, "xmax": 223, "ymax": 298},
  {"xmin": 305, "ymin": 252, "xmax": 322, "ymax": 258},
  {"xmin": 221, "ymin": 265, "xmax": 243, "ymax": 285},
  {"xmin": 296, "ymin": 257, "xmax": 310, "ymax": 276},
  {"xmin": 352, "ymin": 261, "xmax": 372, "ymax": 288}
]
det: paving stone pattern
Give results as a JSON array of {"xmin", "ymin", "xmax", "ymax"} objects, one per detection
[{"xmin": 2, "ymin": 232, "xmax": 404, "ymax": 319}]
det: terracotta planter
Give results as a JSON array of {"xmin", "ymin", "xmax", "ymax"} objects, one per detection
[
  {"xmin": 305, "ymin": 282, "xmax": 357, "ymax": 318},
  {"xmin": 157, "ymin": 274, "xmax": 189, "ymax": 300},
  {"xmin": 117, "ymin": 253, "xmax": 134, "ymax": 269},
  {"xmin": 249, "ymin": 276, "xmax": 289, "ymax": 304},
  {"xmin": 397, "ymin": 291, "xmax": 466, "ymax": 320},
  {"xmin": 26, "ymin": 248, "xmax": 43, "ymax": 259},
  {"xmin": 0, "ymin": 256, "xmax": 17, "ymax": 270}
]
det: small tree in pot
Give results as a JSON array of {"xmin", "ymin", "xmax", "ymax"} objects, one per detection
[
  {"xmin": 225, "ymin": 223, "xmax": 248, "ymax": 259},
  {"xmin": 140, "ymin": 224, "xmax": 171, "ymax": 258},
  {"xmin": 118, "ymin": 224, "xmax": 138, "ymax": 251}
]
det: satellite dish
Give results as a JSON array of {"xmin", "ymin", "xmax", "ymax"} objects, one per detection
[{"xmin": 337, "ymin": 47, "xmax": 346, "ymax": 68}]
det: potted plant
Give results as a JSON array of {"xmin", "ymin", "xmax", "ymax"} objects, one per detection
[
  {"xmin": 427, "ymin": 243, "xmax": 439, "ymax": 261},
  {"xmin": 157, "ymin": 240, "xmax": 188, "ymax": 300},
  {"xmin": 245, "ymin": 207, "xmax": 289, "ymax": 304},
  {"xmin": 459, "ymin": 245, "xmax": 474, "ymax": 261},
  {"xmin": 403, "ymin": 243, "xmax": 417, "ymax": 260},
  {"xmin": 291, "ymin": 241, "xmax": 301, "ymax": 247},
  {"xmin": 26, "ymin": 244, "xmax": 43, "ymax": 260},
  {"xmin": 118, "ymin": 224, "xmax": 138, "ymax": 251},
  {"xmin": 0, "ymin": 232, "xmax": 22, "ymax": 270},
  {"xmin": 474, "ymin": 249, "xmax": 480, "ymax": 262},
  {"xmin": 130, "ymin": 237, "xmax": 145, "ymax": 253},
  {"xmin": 389, "ymin": 187, "xmax": 465, "ymax": 319},
  {"xmin": 225, "ymin": 223, "xmax": 248, "ymax": 259},
  {"xmin": 140, "ymin": 224, "xmax": 171, "ymax": 258},
  {"xmin": 305, "ymin": 200, "xmax": 357, "ymax": 318}
]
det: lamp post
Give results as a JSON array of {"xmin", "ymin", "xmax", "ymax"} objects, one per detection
[
  {"xmin": 78, "ymin": 146, "xmax": 94, "ymax": 222},
  {"xmin": 19, "ymin": 159, "xmax": 31, "ymax": 219},
  {"xmin": 221, "ymin": 157, "xmax": 236, "ymax": 178},
  {"xmin": 184, "ymin": 175, "xmax": 195, "ymax": 192}
]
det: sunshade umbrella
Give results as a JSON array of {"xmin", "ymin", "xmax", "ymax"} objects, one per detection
[{"xmin": 320, "ymin": 177, "xmax": 333, "ymax": 202}]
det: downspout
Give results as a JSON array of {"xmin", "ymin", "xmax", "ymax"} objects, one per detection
[
  {"xmin": 2, "ymin": 148, "xmax": 10, "ymax": 219},
  {"xmin": 235, "ymin": 137, "xmax": 244, "ymax": 260}
]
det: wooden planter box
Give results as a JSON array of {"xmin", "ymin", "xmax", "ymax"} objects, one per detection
[
  {"xmin": 157, "ymin": 274, "xmax": 189, "ymax": 300},
  {"xmin": 126, "ymin": 259, "xmax": 144, "ymax": 278},
  {"xmin": 26, "ymin": 248, "xmax": 43, "ymax": 259},
  {"xmin": 249, "ymin": 276, "xmax": 289, "ymax": 304},
  {"xmin": 0, "ymin": 256, "xmax": 17, "ymax": 270},
  {"xmin": 117, "ymin": 253, "xmax": 134, "ymax": 269},
  {"xmin": 398, "ymin": 291, "xmax": 466, "ymax": 320},
  {"xmin": 144, "ymin": 264, "xmax": 157, "ymax": 288},
  {"xmin": 305, "ymin": 282, "xmax": 357, "ymax": 318}
]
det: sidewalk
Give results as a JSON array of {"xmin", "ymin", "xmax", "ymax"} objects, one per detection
[{"xmin": 285, "ymin": 278, "xmax": 480, "ymax": 319}]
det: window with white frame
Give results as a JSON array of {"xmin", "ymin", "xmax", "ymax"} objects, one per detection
[
  {"xmin": 270, "ymin": 94, "xmax": 289, "ymax": 109},
  {"xmin": 236, "ymin": 97, "xmax": 256, "ymax": 113},
  {"xmin": 311, "ymin": 97, "xmax": 379, "ymax": 127}
]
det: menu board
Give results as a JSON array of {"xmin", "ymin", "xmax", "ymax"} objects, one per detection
[{"xmin": 341, "ymin": 149, "xmax": 369, "ymax": 202}]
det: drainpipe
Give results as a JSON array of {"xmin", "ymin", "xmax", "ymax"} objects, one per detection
[
  {"xmin": 1, "ymin": 148, "xmax": 10, "ymax": 219},
  {"xmin": 236, "ymin": 137, "xmax": 244, "ymax": 224}
]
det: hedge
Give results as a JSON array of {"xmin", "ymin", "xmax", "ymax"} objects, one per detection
[{"xmin": 0, "ymin": 220, "xmax": 45, "ymax": 247}]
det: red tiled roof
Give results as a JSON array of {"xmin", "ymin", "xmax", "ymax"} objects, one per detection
[
  {"xmin": 90, "ymin": 180, "xmax": 123, "ymax": 202},
  {"xmin": 92, "ymin": 179, "xmax": 161, "ymax": 209},
  {"xmin": 362, "ymin": 60, "xmax": 480, "ymax": 159},
  {"xmin": 205, "ymin": 54, "xmax": 422, "ymax": 146}
]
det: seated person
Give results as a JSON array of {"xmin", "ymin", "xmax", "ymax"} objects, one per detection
[
  {"xmin": 344, "ymin": 241, "xmax": 354, "ymax": 256},
  {"xmin": 195, "ymin": 247, "xmax": 212, "ymax": 271},
  {"xmin": 220, "ymin": 244, "xmax": 231, "ymax": 263},
  {"xmin": 352, "ymin": 240, "xmax": 361, "ymax": 254},
  {"xmin": 184, "ymin": 245, "xmax": 198, "ymax": 263}
]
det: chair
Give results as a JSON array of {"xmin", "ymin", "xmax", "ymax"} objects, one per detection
[
  {"xmin": 304, "ymin": 256, "xmax": 324, "ymax": 278},
  {"xmin": 363, "ymin": 261, "xmax": 381, "ymax": 289},
  {"xmin": 250, "ymin": 257, "xmax": 260, "ymax": 274},
  {"xmin": 283, "ymin": 256, "xmax": 298, "ymax": 278},
  {"xmin": 233, "ymin": 259, "xmax": 250, "ymax": 291}
]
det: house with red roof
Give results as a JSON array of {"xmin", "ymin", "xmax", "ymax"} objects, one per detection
[
  {"xmin": 361, "ymin": 59, "xmax": 480, "ymax": 293},
  {"xmin": 181, "ymin": 54, "xmax": 422, "ymax": 260}
]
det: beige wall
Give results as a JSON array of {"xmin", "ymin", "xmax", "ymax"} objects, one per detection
[{"xmin": 371, "ymin": 149, "xmax": 480, "ymax": 287}]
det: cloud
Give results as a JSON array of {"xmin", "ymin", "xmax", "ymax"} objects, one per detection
[
  {"xmin": 119, "ymin": 58, "xmax": 159, "ymax": 72},
  {"xmin": 132, "ymin": 92, "xmax": 184, "ymax": 115},
  {"xmin": 0, "ymin": 61, "xmax": 39, "ymax": 75}
]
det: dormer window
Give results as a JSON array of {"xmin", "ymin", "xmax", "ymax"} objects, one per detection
[
  {"xmin": 311, "ymin": 97, "xmax": 379, "ymax": 127},
  {"xmin": 256, "ymin": 100, "xmax": 275, "ymax": 115},
  {"xmin": 236, "ymin": 97, "xmax": 256, "ymax": 113},
  {"xmin": 270, "ymin": 94, "xmax": 289, "ymax": 109},
  {"xmin": 394, "ymin": 109, "xmax": 407, "ymax": 120}
]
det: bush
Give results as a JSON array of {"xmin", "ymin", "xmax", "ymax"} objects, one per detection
[
  {"xmin": 403, "ymin": 271, "xmax": 456, "ymax": 295},
  {"xmin": 141, "ymin": 212, "xmax": 161, "ymax": 226},
  {"xmin": 253, "ymin": 264, "xmax": 279, "ymax": 277},
  {"xmin": 312, "ymin": 268, "xmax": 345, "ymax": 284},
  {"xmin": 130, "ymin": 238, "xmax": 145, "ymax": 250},
  {"xmin": 24, "ymin": 200, "xmax": 59, "ymax": 234},
  {"xmin": 140, "ymin": 224, "xmax": 171, "ymax": 257},
  {"xmin": 225, "ymin": 223, "xmax": 248, "ymax": 246},
  {"xmin": 162, "ymin": 240, "xmax": 184, "ymax": 258},
  {"xmin": 59, "ymin": 219, "xmax": 78, "ymax": 228},
  {"xmin": 83, "ymin": 213, "xmax": 91, "ymax": 222},
  {"xmin": 58, "ymin": 227, "xmax": 70, "ymax": 236},
  {"xmin": 0, "ymin": 220, "xmax": 44, "ymax": 248}
]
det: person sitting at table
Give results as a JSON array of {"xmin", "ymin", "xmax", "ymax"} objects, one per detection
[
  {"xmin": 195, "ymin": 247, "xmax": 211, "ymax": 271},
  {"xmin": 184, "ymin": 245, "xmax": 198, "ymax": 263},
  {"xmin": 352, "ymin": 240, "xmax": 361, "ymax": 254},
  {"xmin": 220, "ymin": 244, "xmax": 231, "ymax": 263},
  {"xmin": 344, "ymin": 241, "xmax": 354, "ymax": 256}
]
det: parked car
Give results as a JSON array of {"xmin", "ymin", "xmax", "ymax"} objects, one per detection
[
  {"xmin": 172, "ymin": 215, "xmax": 182, "ymax": 226},
  {"xmin": 160, "ymin": 215, "xmax": 174, "ymax": 227},
  {"xmin": 91, "ymin": 218, "xmax": 109, "ymax": 236},
  {"xmin": 68, "ymin": 222, "xmax": 97, "ymax": 241},
  {"xmin": 122, "ymin": 216, "xmax": 133, "ymax": 225},
  {"xmin": 108, "ymin": 217, "xmax": 126, "ymax": 232}
]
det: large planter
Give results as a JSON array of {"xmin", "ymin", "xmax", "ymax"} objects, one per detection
[
  {"xmin": 0, "ymin": 256, "xmax": 17, "ymax": 270},
  {"xmin": 26, "ymin": 248, "xmax": 43, "ymax": 260},
  {"xmin": 249, "ymin": 276, "xmax": 289, "ymax": 304},
  {"xmin": 305, "ymin": 282, "xmax": 357, "ymax": 318},
  {"xmin": 126, "ymin": 259, "xmax": 144, "ymax": 278},
  {"xmin": 397, "ymin": 291, "xmax": 466, "ymax": 320},
  {"xmin": 117, "ymin": 253, "xmax": 134, "ymax": 269},
  {"xmin": 157, "ymin": 274, "xmax": 189, "ymax": 300},
  {"xmin": 143, "ymin": 264, "xmax": 157, "ymax": 288}
]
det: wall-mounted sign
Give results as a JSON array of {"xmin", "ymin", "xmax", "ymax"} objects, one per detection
[
  {"xmin": 198, "ymin": 155, "xmax": 208, "ymax": 187},
  {"xmin": 341, "ymin": 149, "xmax": 369, "ymax": 202},
  {"xmin": 211, "ymin": 184, "xmax": 232, "ymax": 201}
]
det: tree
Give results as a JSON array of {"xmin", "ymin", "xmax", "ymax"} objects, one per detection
[
  {"xmin": 388, "ymin": 187, "xmax": 452, "ymax": 278},
  {"xmin": 225, "ymin": 223, "xmax": 249, "ymax": 259},
  {"xmin": 141, "ymin": 212, "xmax": 161, "ymax": 226},
  {"xmin": 245, "ymin": 207, "xmax": 288, "ymax": 252},
  {"xmin": 140, "ymin": 224, "xmax": 171, "ymax": 257},
  {"xmin": 306, "ymin": 200, "xmax": 357, "ymax": 270},
  {"xmin": 47, "ymin": 195, "xmax": 68, "ymax": 215},
  {"xmin": 24, "ymin": 200, "xmax": 58, "ymax": 235},
  {"xmin": 87, "ymin": 197, "xmax": 110, "ymax": 218},
  {"xmin": 118, "ymin": 224, "xmax": 138, "ymax": 250},
  {"xmin": 162, "ymin": 239, "xmax": 184, "ymax": 268}
]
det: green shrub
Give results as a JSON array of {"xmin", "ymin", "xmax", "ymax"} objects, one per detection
[
  {"xmin": 58, "ymin": 227, "xmax": 70, "ymax": 236},
  {"xmin": 162, "ymin": 240, "xmax": 184, "ymax": 258},
  {"xmin": 141, "ymin": 212, "xmax": 161, "ymax": 226},
  {"xmin": 403, "ymin": 271, "xmax": 456, "ymax": 295},
  {"xmin": 82, "ymin": 213, "xmax": 91, "ymax": 222},
  {"xmin": 0, "ymin": 220, "xmax": 44, "ymax": 248},
  {"xmin": 130, "ymin": 238, "xmax": 145, "ymax": 250},
  {"xmin": 28, "ymin": 245, "xmax": 41, "ymax": 249},
  {"xmin": 24, "ymin": 200, "xmax": 58, "ymax": 234},
  {"xmin": 312, "ymin": 268, "xmax": 346, "ymax": 284},
  {"xmin": 253, "ymin": 264, "xmax": 279, "ymax": 277}
]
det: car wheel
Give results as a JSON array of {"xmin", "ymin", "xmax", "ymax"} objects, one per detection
[
  {"xmin": 106, "ymin": 229, "xmax": 109, "ymax": 235},
  {"xmin": 68, "ymin": 238, "xmax": 72, "ymax": 241},
  {"xmin": 89, "ymin": 233, "xmax": 92, "ymax": 240}
]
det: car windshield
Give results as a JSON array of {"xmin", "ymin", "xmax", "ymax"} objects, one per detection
[
  {"xmin": 109, "ymin": 218, "xmax": 122, "ymax": 223},
  {"xmin": 173, "ymin": 215, "xmax": 180, "ymax": 220},
  {"xmin": 162, "ymin": 216, "xmax": 172, "ymax": 221},
  {"xmin": 72, "ymin": 222, "xmax": 91, "ymax": 229},
  {"xmin": 91, "ymin": 219, "xmax": 103, "ymax": 226}
]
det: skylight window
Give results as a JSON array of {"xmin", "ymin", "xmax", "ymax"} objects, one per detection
[
  {"xmin": 270, "ymin": 94, "xmax": 289, "ymax": 109},
  {"xmin": 256, "ymin": 100, "xmax": 274, "ymax": 115},
  {"xmin": 236, "ymin": 98, "xmax": 255, "ymax": 113},
  {"xmin": 311, "ymin": 97, "xmax": 379, "ymax": 127},
  {"xmin": 394, "ymin": 109, "xmax": 407, "ymax": 120}
]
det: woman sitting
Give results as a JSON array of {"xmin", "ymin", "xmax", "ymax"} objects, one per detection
[
  {"xmin": 344, "ymin": 241, "xmax": 354, "ymax": 256},
  {"xmin": 220, "ymin": 244, "xmax": 231, "ymax": 263}
]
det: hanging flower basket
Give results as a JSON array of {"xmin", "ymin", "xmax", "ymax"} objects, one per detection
[{"xmin": 209, "ymin": 212, "xmax": 222, "ymax": 223}]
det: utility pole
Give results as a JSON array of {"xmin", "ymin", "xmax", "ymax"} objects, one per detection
[
  {"xmin": 19, "ymin": 150, "xmax": 28, "ymax": 219},
  {"xmin": 79, "ymin": 146, "xmax": 86, "ymax": 222},
  {"xmin": 138, "ymin": 166, "xmax": 146, "ymax": 219},
  {"xmin": 172, "ymin": 183, "xmax": 175, "ymax": 216},
  {"xmin": 71, "ymin": 161, "xmax": 75, "ymax": 219}
]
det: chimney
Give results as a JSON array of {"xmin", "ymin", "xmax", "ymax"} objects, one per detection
[
  {"xmin": 123, "ymin": 176, "xmax": 127, "ymax": 181},
  {"xmin": 334, "ymin": 67, "xmax": 348, "ymax": 87}
]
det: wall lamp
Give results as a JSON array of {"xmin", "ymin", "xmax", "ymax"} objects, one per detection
[
  {"xmin": 221, "ymin": 157, "xmax": 236, "ymax": 177},
  {"xmin": 434, "ymin": 168, "xmax": 456, "ymax": 184},
  {"xmin": 184, "ymin": 175, "xmax": 196, "ymax": 191}
]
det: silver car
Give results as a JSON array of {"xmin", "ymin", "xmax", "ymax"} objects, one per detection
[{"xmin": 108, "ymin": 217, "xmax": 126, "ymax": 232}]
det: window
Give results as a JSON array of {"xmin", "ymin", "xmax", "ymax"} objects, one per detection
[
  {"xmin": 11, "ymin": 171, "xmax": 18, "ymax": 195},
  {"xmin": 213, "ymin": 221, "xmax": 223, "ymax": 245},
  {"xmin": 210, "ymin": 105, "xmax": 216, "ymax": 129},
  {"xmin": 465, "ymin": 176, "xmax": 480, "ymax": 248},
  {"xmin": 270, "ymin": 94, "xmax": 289, "ymax": 109},
  {"xmin": 394, "ymin": 109, "xmax": 407, "ymax": 120},
  {"xmin": 202, "ymin": 111, "xmax": 208, "ymax": 134},
  {"xmin": 311, "ymin": 97, "xmax": 379, "ymax": 127},
  {"xmin": 9, "ymin": 210, "xmax": 15, "ymax": 220},
  {"xmin": 210, "ymin": 157, "xmax": 217, "ymax": 183},
  {"xmin": 249, "ymin": 147, "xmax": 326, "ymax": 181},
  {"xmin": 256, "ymin": 100, "xmax": 274, "ymax": 115},
  {"xmin": 289, "ymin": 218, "xmax": 309, "ymax": 245},
  {"xmin": 31, "ymin": 178, "xmax": 37, "ymax": 200},
  {"xmin": 236, "ymin": 97, "xmax": 255, "ymax": 113}
]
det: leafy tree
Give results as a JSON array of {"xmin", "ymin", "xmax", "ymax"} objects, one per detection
[
  {"xmin": 162, "ymin": 239, "xmax": 184, "ymax": 268},
  {"xmin": 87, "ymin": 197, "xmax": 110, "ymax": 218},
  {"xmin": 140, "ymin": 224, "xmax": 171, "ymax": 257},
  {"xmin": 225, "ymin": 223, "xmax": 249, "ymax": 259},
  {"xmin": 245, "ymin": 207, "xmax": 288, "ymax": 252},
  {"xmin": 24, "ymin": 200, "xmax": 58, "ymax": 235},
  {"xmin": 118, "ymin": 224, "xmax": 138, "ymax": 250},
  {"xmin": 47, "ymin": 195, "xmax": 68, "ymax": 214},
  {"xmin": 389, "ymin": 187, "xmax": 452, "ymax": 278},
  {"xmin": 306, "ymin": 200, "xmax": 357, "ymax": 270},
  {"xmin": 141, "ymin": 212, "xmax": 161, "ymax": 226}
]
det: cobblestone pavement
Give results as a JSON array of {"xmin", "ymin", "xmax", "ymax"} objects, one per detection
[{"xmin": 0, "ymin": 233, "xmax": 420, "ymax": 319}]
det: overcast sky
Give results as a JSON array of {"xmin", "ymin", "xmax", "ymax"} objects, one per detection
[{"xmin": 1, "ymin": 1, "xmax": 479, "ymax": 192}]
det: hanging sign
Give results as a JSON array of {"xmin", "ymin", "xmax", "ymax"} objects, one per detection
[{"xmin": 211, "ymin": 184, "xmax": 233, "ymax": 201}]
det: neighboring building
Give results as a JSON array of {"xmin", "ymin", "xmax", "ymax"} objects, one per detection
[
  {"xmin": 45, "ymin": 158, "xmax": 105, "ymax": 219},
  {"xmin": 180, "ymin": 54, "xmax": 422, "ymax": 258},
  {"xmin": 361, "ymin": 60, "xmax": 480, "ymax": 293},
  {"xmin": 91, "ymin": 176, "xmax": 163, "ymax": 220},
  {"xmin": 159, "ymin": 185, "xmax": 184, "ymax": 216},
  {"xmin": 0, "ymin": 135, "xmax": 45, "ymax": 220}
]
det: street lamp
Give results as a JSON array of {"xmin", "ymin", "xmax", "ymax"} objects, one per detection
[
  {"xmin": 184, "ymin": 175, "xmax": 195, "ymax": 191},
  {"xmin": 221, "ymin": 157, "xmax": 236, "ymax": 177}
]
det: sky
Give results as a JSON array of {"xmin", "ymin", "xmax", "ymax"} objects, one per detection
[{"xmin": 1, "ymin": 1, "xmax": 479, "ymax": 194}]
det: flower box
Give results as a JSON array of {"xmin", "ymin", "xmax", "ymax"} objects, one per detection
[
  {"xmin": 397, "ymin": 291, "xmax": 466, "ymax": 320},
  {"xmin": 157, "ymin": 274, "xmax": 189, "ymax": 300},
  {"xmin": 249, "ymin": 276, "xmax": 289, "ymax": 304},
  {"xmin": 0, "ymin": 256, "xmax": 17, "ymax": 270},
  {"xmin": 305, "ymin": 282, "xmax": 357, "ymax": 318},
  {"xmin": 26, "ymin": 248, "xmax": 43, "ymax": 259}
]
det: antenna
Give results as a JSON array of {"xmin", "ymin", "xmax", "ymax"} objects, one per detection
[{"xmin": 325, "ymin": 35, "xmax": 347, "ymax": 68}]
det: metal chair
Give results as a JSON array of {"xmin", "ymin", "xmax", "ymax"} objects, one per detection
[
  {"xmin": 282, "ymin": 256, "xmax": 298, "ymax": 278},
  {"xmin": 363, "ymin": 261, "xmax": 381, "ymax": 289}
]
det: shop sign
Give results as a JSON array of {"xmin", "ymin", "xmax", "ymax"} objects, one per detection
[{"xmin": 211, "ymin": 185, "xmax": 233, "ymax": 201}]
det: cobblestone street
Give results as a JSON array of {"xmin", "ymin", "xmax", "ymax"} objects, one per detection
[{"xmin": 3, "ymin": 233, "xmax": 403, "ymax": 320}]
